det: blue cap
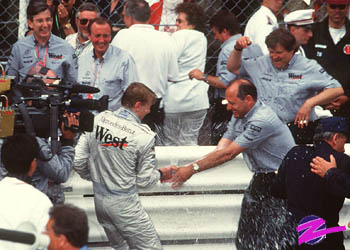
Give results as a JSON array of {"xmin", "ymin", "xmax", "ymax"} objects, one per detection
[{"xmin": 316, "ymin": 117, "xmax": 348, "ymax": 134}]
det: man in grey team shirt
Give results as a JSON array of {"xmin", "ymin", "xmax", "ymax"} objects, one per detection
[
  {"xmin": 6, "ymin": 0, "xmax": 77, "ymax": 84},
  {"xmin": 228, "ymin": 28, "xmax": 343, "ymax": 144},
  {"xmin": 169, "ymin": 78, "xmax": 298, "ymax": 249}
]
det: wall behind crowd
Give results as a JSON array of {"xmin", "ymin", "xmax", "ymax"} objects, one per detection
[{"xmin": 0, "ymin": 0, "xmax": 323, "ymax": 75}]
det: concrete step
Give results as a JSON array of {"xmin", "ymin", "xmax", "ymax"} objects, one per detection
[
  {"xmin": 67, "ymin": 190, "xmax": 350, "ymax": 244},
  {"xmin": 65, "ymin": 193, "xmax": 243, "ymax": 242}
]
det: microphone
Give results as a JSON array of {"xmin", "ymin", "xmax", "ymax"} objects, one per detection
[
  {"xmin": 57, "ymin": 84, "xmax": 100, "ymax": 93},
  {"xmin": 71, "ymin": 84, "xmax": 100, "ymax": 93},
  {"xmin": 0, "ymin": 228, "xmax": 36, "ymax": 245},
  {"xmin": 66, "ymin": 95, "xmax": 109, "ymax": 112},
  {"xmin": 0, "ymin": 222, "xmax": 50, "ymax": 249}
]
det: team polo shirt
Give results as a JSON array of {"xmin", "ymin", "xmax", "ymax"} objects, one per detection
[
  {"xmin": 240, "ymin": 54, "xmax": 341, "ymax": 123},
  {"xmin": 215, "ymin": 34, "xmax": 263, "ymax": 98},
  {"xmin": 78, "ymin": 45, "xmax": 138, "ymax": 111},
  {"xmin": 6, "ymin": 34, "xmax": 77, "ymax": 84},
  {"xmin": 223, "ymin": 101, "xmax": 295, "ymax": 173}
]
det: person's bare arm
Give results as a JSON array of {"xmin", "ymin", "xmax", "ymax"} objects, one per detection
[
  {"xmin": 170, "ymin": 141, "xmax": 246, "ymax": 189},
  {"xmin": 295, "ymin": 87, "xmax": 344, "ymax": 128},
  {"xmin": 227, "ymin": 36, "xmax": 252, "ymax": 75},
  {"xmin": 189, "ymin": 69, "xmax": 227, "ymax": 89}
]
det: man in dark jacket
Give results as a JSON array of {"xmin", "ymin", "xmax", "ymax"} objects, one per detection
[
  {"xmin": 305, "ymin": 0, "xmax": 350, "ymax": 126},
  {"xmin": 272, "ymin": 116, "xmax": 350, "ymax": 249}
]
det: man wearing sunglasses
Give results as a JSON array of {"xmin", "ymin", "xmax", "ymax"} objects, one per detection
[
  {"xmin": 305, "ymin": 0, "xmax": 350, "ymax": 128},
  {"xmin": 66, "ymin": 2, "xmax": 100, "ymax": 59}
]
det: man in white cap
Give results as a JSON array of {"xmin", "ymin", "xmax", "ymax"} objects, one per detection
[{"xmin": 285, "ymin": 9, "xmax": 314, "ymax": 56}]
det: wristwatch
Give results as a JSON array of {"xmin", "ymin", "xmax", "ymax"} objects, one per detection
[
  {"xmin": 202, "ymin": 73, "xmax": 209, "ymax": 83},
  {"xmin": 63, "ymin": 23, "xmax": 72, "ymax": 29},
  {"xmin": 192, "ymin": 163, "xmax": 200, "ymax": 173}
]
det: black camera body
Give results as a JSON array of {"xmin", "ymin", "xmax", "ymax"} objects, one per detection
[{"xmin": 1, "ymin": 77, "xmax": 108, "ymax": 143}]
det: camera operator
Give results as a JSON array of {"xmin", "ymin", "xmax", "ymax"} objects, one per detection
[
  {"xmin": 6, "ymin": 0, "xmax": 77, "ymax": 85},
  {"xmin": 32, "ymin": 112, "xmax": 79, "ymax": 204},
  {"xmin": 0, "ymin": 112, "xmax": 79, "ymax": 204}
]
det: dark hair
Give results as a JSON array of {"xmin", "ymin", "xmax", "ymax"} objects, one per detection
[
  {"xmin": 125, "ymin": 0, "xmax": 150, "ymax": 23},
  {"xmin": 265, "ymin": 28, "xmax": 297, "ymax": 52},
  {"xmin": 1, "ymin": 134, "xmax": 39, "ymax": 175},
  {"xmin": 27, "ymin": 0, "xmax": 52, "ymax": 21},
  {"xmin": 76, "ymin": 2, "xmax": 100, "ymax": 18},
  {"xmin": 49, "ymin": 204, "xmax": 89, "ymax": 248},
  {"xmin": 121, "ymin": 82, "xmax": 156, "ymax": 108},
  {"xmin": 175, "ymin": 2, "xmax": 206, "ymax": 33},
  {"xmin": 236, "ymin": 78, "xmax": 257, "ymax": 101},
  {"xmin": 88, "ymin": 17, "xmax": 112, "ymax": 34},
  {"xmin": 209, "ymin": 10, "xmax": 240, "ymax": 35}
]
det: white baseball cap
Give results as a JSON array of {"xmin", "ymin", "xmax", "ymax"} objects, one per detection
[{"xmin": 284, "ymin": 9, "xmax": 315, "ymax": 27}]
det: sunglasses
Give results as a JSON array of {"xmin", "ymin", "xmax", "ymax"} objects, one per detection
[
  {"xmin": 79, "ymin": 18, "xmax": 91, "ymax": 25},
  {"xmin": 329, "ymin": 4, "xmax": 348, "ymax": 10}
]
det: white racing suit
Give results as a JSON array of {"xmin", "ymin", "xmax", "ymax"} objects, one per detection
[{"xmin": 74, "ymin": 107, "xmax": 162, "ymax": 250}]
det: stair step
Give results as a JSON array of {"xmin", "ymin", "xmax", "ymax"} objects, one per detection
[
  {"xmin": 88, "ymin": 243, "xmax": 236, "ymax": 250},
  {"xmin": 65, "ymin": 194, "xmax": 243, "ymax": 242}
]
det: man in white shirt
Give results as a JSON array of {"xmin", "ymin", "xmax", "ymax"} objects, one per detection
[
  {"xmin": 65, "ymin": 2, "xmax": 100, "ymax": 59},
  {"xmin": 111, "ymin": 0, "xmax": 179, "ymax": 131},
  {"xmin": 244, "ymin": 0, "xmax": 283, "ymax": 54},
  {"xmin": 0, "ymin": 134, "xmax": 52, "ymax": 249}
]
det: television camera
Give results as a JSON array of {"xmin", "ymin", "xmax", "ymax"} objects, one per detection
[{"xmin": 0, "ymin": 74, "xmax": 108, "ymax": 153}]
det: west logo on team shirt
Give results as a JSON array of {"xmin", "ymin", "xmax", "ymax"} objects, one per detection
[
  {"xmin": 48, "ymin": 53, "xmax": 63, "ymax": 59},
  {"xmin": 288, "ymin": 73, "xmax": 303, "ymax": 80},
  {"xmin": 95, "ymin": 125, "xmax": 128, "ymax": 150}
]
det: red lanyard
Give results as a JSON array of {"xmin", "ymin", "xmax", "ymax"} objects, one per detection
[{"xmin": 35, "ymin": 44, "xmax": 49, "ymax": 67}]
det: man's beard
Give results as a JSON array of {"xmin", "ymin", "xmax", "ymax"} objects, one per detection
[{"xmin": 78, "ymin": 30, "xmax": 89, "ymax": 41}]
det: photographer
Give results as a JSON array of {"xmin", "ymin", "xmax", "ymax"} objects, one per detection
[{"xmin": 0, "ymin": 112, "xmax": 79, "ymax": 204}]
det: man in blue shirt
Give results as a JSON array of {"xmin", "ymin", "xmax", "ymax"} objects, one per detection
[
  {"xmin": 77, "ymin": 17, "xmax": 138, "ymax": 112},
  {"xmin": 228, "ymin": 28, "xmax": 344, "ymax": 144},
  {"xmin": 6, "ymin": 0, "xmax": 77, "ymax": 85},
  {"xmin": 169, "ymin": 78, "xmax": 297, "ymax": 249}
]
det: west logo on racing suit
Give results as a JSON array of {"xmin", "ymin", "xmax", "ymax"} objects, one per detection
[{"xmin": 95, "ymin": 125, "xmax": 128, "ymax": 150}]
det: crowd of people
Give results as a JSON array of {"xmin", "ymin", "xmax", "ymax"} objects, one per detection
[{"xmin": 1, "ymin": 0, "xmax": 350, "ymax": 249}]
